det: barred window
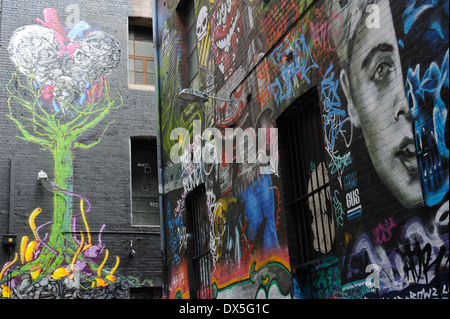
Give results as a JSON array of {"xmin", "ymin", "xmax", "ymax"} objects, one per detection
[
  {"xmin": 277, "ymin": 87, "xmax": 335, "ymax": 265},
  {"xmin": 185, "ymin": 185, "xmax": 212, "ymax": 299}
]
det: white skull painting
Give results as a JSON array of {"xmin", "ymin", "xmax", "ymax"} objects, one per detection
[
  {"xmin": 196, "ymin": 6, "xmax": 208, "ymax": 41},
  {"xmin": 7, "ymin": 8, "xmax": 121, "ymax": 116}
]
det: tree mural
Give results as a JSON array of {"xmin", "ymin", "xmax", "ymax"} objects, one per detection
[{"xmin": 0, "ymin": 8, "xmax": 124, "ymax": 295}]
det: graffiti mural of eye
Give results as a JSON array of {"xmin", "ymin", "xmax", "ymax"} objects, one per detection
[{"xmin": 371, "ymin": 62, "xmax": 393, "ymax": 83}]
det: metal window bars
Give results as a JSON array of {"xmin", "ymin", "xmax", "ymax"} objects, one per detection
[
  {"xmin": 277, "ymin": 88, "xmax": 335, "ymax": 265},
  {"xmin": 185, "ymin": 185, "xmax": 212, "ymax": 299}
]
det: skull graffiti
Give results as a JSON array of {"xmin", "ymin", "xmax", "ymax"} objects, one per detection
[
  {"xmin": 8, "ymin": 8, "xmax": 121, "ymax": 117},
  {"xmin": 196, "ymin": 6, "xmax": 208, "ymax": 41}
]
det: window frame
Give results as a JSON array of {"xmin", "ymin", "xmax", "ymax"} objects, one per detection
[
  {"xmin": 128, "ymin": 19, "xmax": 156, "ymax": 89},
  {"xmin": 276, "ymin": 87, "xmax": 336, "ymax": 266},
  {"xmin": 178, "ymin": 0, "xmax": 199, "ymax": 90},
  {"xmin": 185, "ymin": 184, "xmax": 212, "ymax": 299},
  {"xmin": 130, "ymin": 136, "xmax": 159, "ymax": 227},
  {"xmin": 186, "ymin": 0, "xmax": 198, "ymax": 88}
]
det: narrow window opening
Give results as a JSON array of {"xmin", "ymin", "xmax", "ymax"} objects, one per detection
[
  {"xmin": 276, "ymin": 87, "xmax": 335, "ymax": 266},
  {"xmin": 131, "ymin": 137, "xmax": 159, "ymax": 226},
  {"xmin": 128, "ymin": 17, "xmax": 156, "ymax": 87},
  {"xmin": 177, "ymin": 0, "xmax": 199, "ymax": 90},
  {"xmin": 185, "ymin": 184, "xmax": 212, "ymax": 299}
]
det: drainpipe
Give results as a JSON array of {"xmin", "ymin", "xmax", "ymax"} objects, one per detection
[
  {"xmin": 152, "ymin": 0, "xmax": 168, "ymax": 299},
  {"xmin": 8, "ymin": 156, "xmax": 15, "ymax": 234},
  {"xmin": 3, "ymin": 156, "xmax": 17, "ymax": 261}
]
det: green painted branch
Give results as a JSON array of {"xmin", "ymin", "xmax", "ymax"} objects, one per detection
[
  {"xmin": 73, "ymin": 121, "xmax": 115, "ymax": 150},
  {"xmin": 70, "ymin": 94, "xmax": 122, "ymax": 137},
  {"xmin": 6, "ymin": 114, "xmax": 53, "ymax": 148}
]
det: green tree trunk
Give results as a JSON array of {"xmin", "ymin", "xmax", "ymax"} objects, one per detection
[
  {"xmin": 49, "ymin": 137, "xmax": 74, "ymax": 249},
  {"xmin": 11, "ymin": 137, "xmax": 77, "ymax": 280},
  {"xmin": 45, "ymin": 136, "xmax": 77, "ymax": 278}
]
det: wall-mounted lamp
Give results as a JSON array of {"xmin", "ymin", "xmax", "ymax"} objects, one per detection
[
  {"xmin": 178, "ymin": 88, "xmax": 233, "ymax": 105},
  {"xmin": 37, "ymin": 170, "xmax": 48, "ymax": 182},
  {"xmin": 178, "ymin": 88, "xmax": 235, "ymax": 127}
]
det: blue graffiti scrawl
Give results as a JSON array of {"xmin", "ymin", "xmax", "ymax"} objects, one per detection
[
  {"xmin": 239, "ymin": 168, "xmax": 279, "ymax": 251},
  {"xmin": 406, "ymin": 51, "xmax": 449, "ymax": 206},
  {"xmin": 402, "ymin": 0, "xmax": 449, "ymax": 207},
  {"xmin": 266, "ymin": 30, "xmax": 319, "ymax": 107}
]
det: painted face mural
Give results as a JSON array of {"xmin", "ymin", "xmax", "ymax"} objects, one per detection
[
  {"xmin": 211, "ymin": 0, "xmax": 243, "ymax": 80},
  {"xmin": 335, "ymin": 0, "xmax": 448, "ymax": 299},
  {"xmin": 157, "ymin": 0, "xmax": 448, "ymax": 300},
  {"xmin": 340, "ymin": 0, "xmax": 422, "ymax": 208}
]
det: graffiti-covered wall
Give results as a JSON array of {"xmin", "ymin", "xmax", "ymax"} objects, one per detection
[
  {"xmin": 0, "ymin": 0, "xmax": 161, "ymax": 299},
  {"xmin": 155, "ymin": 0, "xmax": 448, "ymax": 299}
]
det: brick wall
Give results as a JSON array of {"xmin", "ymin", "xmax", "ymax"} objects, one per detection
[
  {"xmin": 156, "ymin": 0, "xmax": 449, "ymax": 299},
  {"xmin": 0, "ymin": 0, "xmax": 161, "ymax": 299}
]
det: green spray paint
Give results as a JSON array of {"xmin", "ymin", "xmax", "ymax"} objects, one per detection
[{"xmin": 2, "ymin": 70, "xmax": 122, "ymax": 282}]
